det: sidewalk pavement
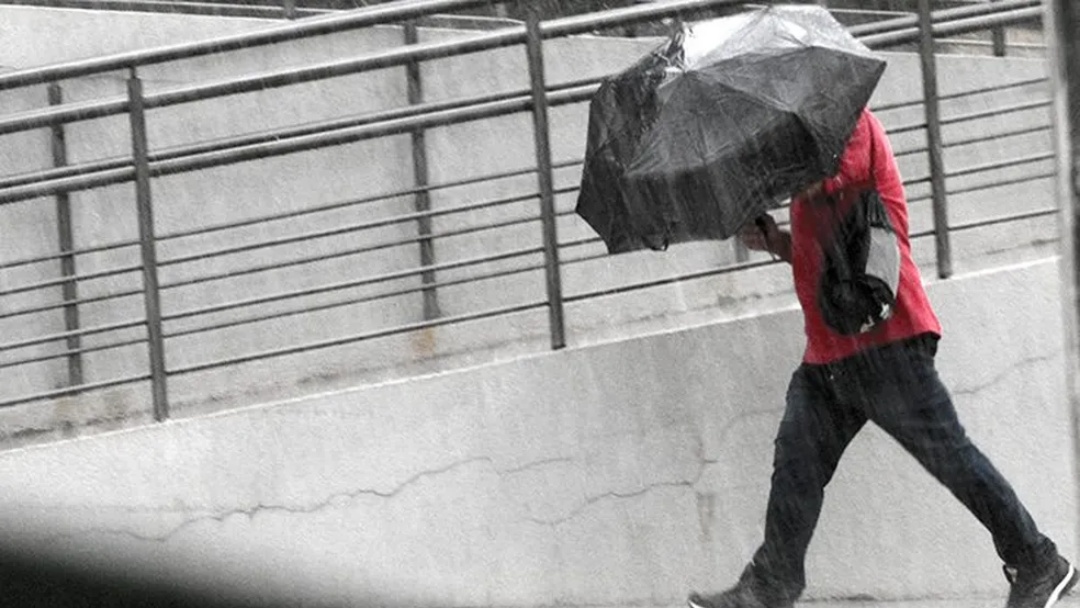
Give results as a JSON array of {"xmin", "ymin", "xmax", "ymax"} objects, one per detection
[{"xmin": 796, "ymin": 599, "xmax": 1080, "ymax": 607}]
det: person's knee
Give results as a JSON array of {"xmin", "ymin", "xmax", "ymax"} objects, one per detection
[
  {"xmin": 910, "ymin": 439, "xmax": 979, "ymax": 483},
  {"xmin": 771, "ymin": 438, "xmax": 833, "ymax": 495}
]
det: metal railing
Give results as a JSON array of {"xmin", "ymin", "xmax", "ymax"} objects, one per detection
[
  {"xmin": 0, "ymin": 0, "xmax": 1047, "ymax": 53},
  {"xmin": 0, "ymin": 0, "xmax": 1056, "ymax": 421}
]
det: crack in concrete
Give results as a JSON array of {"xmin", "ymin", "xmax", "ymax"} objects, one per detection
[
  {"xmin": 519, "ymin": 407, "xmax": 786, "ymax": 527},
  {"xmin": 517, "ymin": 406, "xmax": 786, "ymax": 527},
  {"xmin": 523, "ymin": 431, "xmax": 728, "ymax": 528},
  {"xmin": 951, "ymin": 350, "xmax": 1060, "ymax": 397},
  {"xmin": 49, "ymin": 455, "xmax": 484, "ymax": 544},
  {"xmin": 524, "ymin": 479, "xmax": 698, "ymax": 527},
  {"xmin": 42, "ymin": 411, "xmax": 781, "ymax": 541},
  {"xmin": 499, "ymin": 456, "xmax": 576, "ymax": 475},
  {"xmin": 46, "ymin": 453, "xmax": 583, "ymax": 545}
]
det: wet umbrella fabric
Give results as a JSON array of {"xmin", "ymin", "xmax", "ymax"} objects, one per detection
[{"xmin": 575, "ymin": 5, "xmax": 887, "ymax": 254}]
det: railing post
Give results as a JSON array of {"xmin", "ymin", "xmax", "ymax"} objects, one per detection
[
  {"xmin": 48, "ymin": 83, "xmax": 83, "ymax": 389},
  {"xmin": 283, "ymin": 0, "xmax": 297, "ymax": 20},
  {"xmin": 917, "ymin": 0, "xmax": 952, "ymax": 279},
  {"xmin": 127, "ymin": 69, "xmax": 169, "ymax": 421},
  {"xmin": 1046, "ymin": 0, "xmax": 1080, "ymax": 552},
  {"xmin": 405, "ymin": 21, "xmax": 440, "ymax": 322},
  {"xmin": 525, "ymin": 6, "xmax": 566, "ymax": 350},
  {"xmin": 991, "ymin": 0, "xmax": 1007, "ymax": 57}
]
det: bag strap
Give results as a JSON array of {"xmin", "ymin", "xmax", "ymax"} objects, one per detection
[{"xmin": 821, "ymin": 114, "xmax": 878, "ymax": 280}]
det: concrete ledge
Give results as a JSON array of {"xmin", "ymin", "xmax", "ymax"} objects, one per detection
[{"xmin": 0, "ymin": 258, "xmax": 1071, "ymax": 607}]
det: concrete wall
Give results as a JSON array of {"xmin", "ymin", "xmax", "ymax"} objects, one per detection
[{"xmin": 0, "ymin": 257, "xmax": 1072, "ymax": 606}]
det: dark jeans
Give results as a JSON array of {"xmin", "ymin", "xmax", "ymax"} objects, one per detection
[{"xmin": 748, "ymin": 334, "xmax": 1056, "ymax": 604}]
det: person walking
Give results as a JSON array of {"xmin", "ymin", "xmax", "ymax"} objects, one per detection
[{"xmin": 687, "ymin": 108, "xmax": 1077, "ymax": 608}]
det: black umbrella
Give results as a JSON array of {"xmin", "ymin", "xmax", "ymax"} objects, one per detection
[{"xmin": 576, "ymin": 4, "xmax": 887, "ymax": 254}]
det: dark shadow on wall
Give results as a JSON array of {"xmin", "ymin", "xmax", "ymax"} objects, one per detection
[{"xmin": 0, "ymin": 543, "xmax": 401, "ymax": 608}]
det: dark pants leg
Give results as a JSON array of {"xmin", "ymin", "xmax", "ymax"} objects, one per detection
[
  {"xmin": 749, "ymin": 337, "xmax": 1055, "ymax": 603},
  {"xmin": 749, "ymin": 363, "xmax": 867, "ymax": 604},
  {"xmin": 854, "ymin": 338, "xmax": 1056, "ymax": 569}
]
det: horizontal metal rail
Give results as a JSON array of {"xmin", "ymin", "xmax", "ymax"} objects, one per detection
[
  {"xmin": 0, "ymin": 263, "xmax": 142, "ymax": 298},
  {"xmin": 847, "ymin": 0, "xmax": 1041, "ymax": 37},
  {"xmin": 168, "ymin": 300, "xmax": 550, "ymax": 376},
  {"xmin": 908, "ymin": 171, "xmax": 1057, "ymax": 205},
  {"xmin": 0, "ymin": 180, "xmax": 582, "ymax": 314},
  {"xmin": 941, "ymin": 99, "xmax": 1052, "ymax": 126},
  {"xmin": 894, "ymin": 123, "xmax": 1053, "ymax": 158},
  {"xmin": 901, "ymin": 154, "xmax": 1056, "ymax": 196},
  {"xmin": 0, "ymin": 79, "xmax": 598, "ymax": 192},
  {"xmin": 0, "ymin": 4, "xmax": 1043, "ymax": 205},
  {"xmin": 3, "ymin": 124, "xmax": 1033, "ymax": 312},
  {"xmin": 909, "ymin": 207, "xmax": 1059, "ymax": 240},
  {"xmin": 942, "ymin": 152, "xmax": 1056, "ymax": 183},
  {"xmin": 0, "ymin": 238, "xmax": 140, "ymax": 271},
  {"xmin": 948, "ymin": 207, "xmax": 1060, "ymax": 232},
  {"xmin": 4, "ymin": 149, "xmax": 1032, "ymax": 308},
  {"xmin": 946, "ymin": 171, "xmax": 1057, "ymax": 198},
  {"xmin": 874, "ymin": 77, "xmax": 1048, "ymax": 113},
  {"xmin": 887, "ymin": 98, "xmax": 1051, "ymax": 136},
  {"xmin": 862, "ymin": 6, "xmax": 1044, "ymax": 49},
  {"xmin": 0, "ymin": 337, "xmax": 147, "ymax": 370},
  {"xmin": 0, "ymin": 288, "xmax": 143, "ymax": 321},
  {"xmin": 161, "ymin": 186, "xmax": 578, "ymax": 291},
  {"xmin": 158, "ymin": 190, "xmax": 546, "ymax": 268},
  {"xmin": 0, "ymin": 84, "xmax": 597, "ymax": 205},
  {"xmin": 165, "ymin": 249, "xmax": 554, "ymax": 339},
  {"xmin": 0, "ymin": 318, "xmax": 146, "ymax": 353},
  {"xmin": 0, "ymin": 0, "xmax": 324, "ymax": 19},
  {"xmin": 557, "ymin": 204, "xmax": 1061, "ymax": 307},
  {"xmin": 0, "ymin": 0, "xmax": 539, "ymax": 31},
  {"xmin": 939, "ymin": 39, "xmax": 1048, "ymax": 51},
  {"xmin": 0, "ymin": 0, "xmax": 742, "ymax": 138},
  {"xmin": 162, "ymin": 244, "xmax": 547, "ymax": 322},
  {"xmin": 0, "ymin": 0, "xmax": 1017, "ymax": 140},
  {"xmin": 0, "ymin": 0, "xmax": 504, "ymax": 89},
  {"xmin": 562, "ymin": 258, "xmax": 778, "ymax": 304},
  {"xmin": 0, "ymin": 157, "xmax": 583, "ymax": 298},
  {"xmin": 0, "ymin": 373, "xmax": 153, "ymax": 409},
  {"xmin": 156, "ymin": 197, "xmax": 590, "ymax": 342},
  {"xmin": 0, "ymin": 77, "xmax": 1046, "ymax": 214},
  {"xmin": 159, "ymin": 165, "xmax": 544, "ymax": 240}
]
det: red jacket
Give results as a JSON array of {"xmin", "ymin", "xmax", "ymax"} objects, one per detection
[{"xmin": 790, "ymin": 109, "xmax": 942, "ymax": 364}]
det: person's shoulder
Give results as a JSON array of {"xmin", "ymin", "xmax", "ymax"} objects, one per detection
[{"xmin": 861, "ymin": 108, "xmax": 886, "ymax": 135}]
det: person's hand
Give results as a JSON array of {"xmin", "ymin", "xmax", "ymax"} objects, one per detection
[
  {"xmin": 801, "ymin": 180, "xmax": 825, "ymax": 200},
  {"xmin": 738, "ymin": 213, "xmax": 779, "ymax": 252},
  {"xmin": 798, "ymin": 180, "xmax": 830, "ymax": 206}
]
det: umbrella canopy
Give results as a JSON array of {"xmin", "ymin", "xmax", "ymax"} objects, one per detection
[{"xmin": 576, "ymin": 4, "xmax": 887, "ymax": 254}]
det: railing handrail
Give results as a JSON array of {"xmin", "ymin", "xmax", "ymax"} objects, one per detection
[
  {"xmin": 0, "ymin": 0, "xmax": 497, "ymax": 89},
  {"xmin": 862, "ymin": 5, "xmax": 1044, "ymax": 49},
  {"xmin": 0, "ymin": 0, "xmax": 1044, "ymax": 93},
  {"xmin": 0, "ymin": 0, "xmax": 748, "ymax": 139},
  {"xmin": 847, "ymin": 0, "xmax": 1041, "ymax": 37},
  {"xmin": 0, "ymin": 0, "xmax": 1045, "ymax": 208},
  {"xmin": 0, "ymin": 0, "xmax": 1042, "ymax": 138}
]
